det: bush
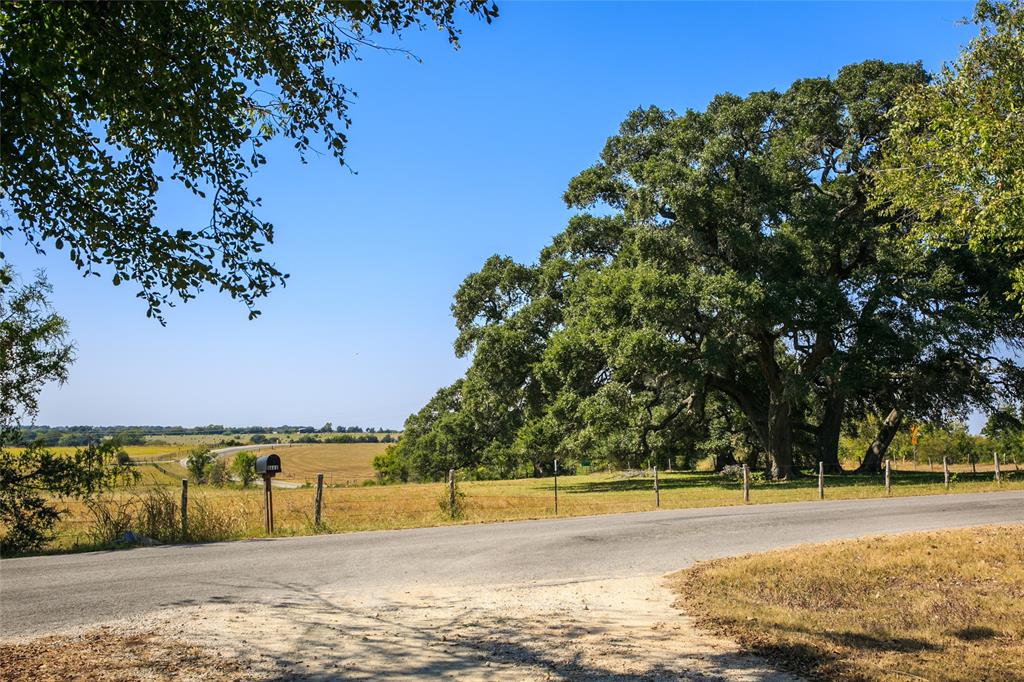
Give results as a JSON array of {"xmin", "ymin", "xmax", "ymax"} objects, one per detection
[
  {"xmin": 185, "ymin": 447, "xmax": 214, "ymax": 484},
  {"xmin": 208, "ymin": 459, "xmax": 227, "ymax": 487},
  {"xmin": 232, "ymin": 451, "xmax": 257, "ymax": 487},
  {"xmin": 0, "ymin": 440, "xmax": 137, "ymax": 555},
  {"xmin": 437, "ymin": 472, "xmax": 466, "ymax": 520},
  {"xmin": 373, "ymin": 445, "xmax": 409, "ymax": 484}
]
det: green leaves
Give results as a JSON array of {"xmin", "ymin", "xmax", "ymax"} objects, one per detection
[
  {"xmin": 1, "ymin": 1, "xmax": 498, "ymax": 322},
  {"xmin": 875, "ymin": 0, "xmax": 1024, "ymax": 308}
]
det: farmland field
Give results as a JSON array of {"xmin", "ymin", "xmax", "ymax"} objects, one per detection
[{"xmin": 225, "ymin": 443, "xmax": 386, "ymax": 485}]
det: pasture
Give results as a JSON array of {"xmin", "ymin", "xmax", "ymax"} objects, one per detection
[{"xmin": 226, "ymin": 442, "xmax": 386, "ymax": 485}]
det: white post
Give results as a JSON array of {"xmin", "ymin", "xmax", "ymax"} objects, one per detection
[
  {"xmin": 448, "ymin": 468, "xmax": 456, "ymax": 517},
  {"xmin": 994, "ymin": 452, "xmax": 1001, "ymax": 483},
  {"xmin": 943, "ymin": 456, "xmax": 950, "ymax": 490},
  {"xmin": 742, "ymin": 464, "xmax": 749, "ymax": 503},
  {"xmin": 818, "ymin": 461, "xmax": 824, "ymax": 500},
  {"xmin": 884, "ymin": 459, "xmax": 891, "ymax": 497},
  {"xmin": 654, "ymin": 466, "xmax": 660, "ymax": 507}
]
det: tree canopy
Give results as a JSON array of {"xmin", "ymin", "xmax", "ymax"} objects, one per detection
[
  {"xmin": 382, "ymin": 60, "xmax": 1024, "ymax": 483},
  {"xmin": 1, "ymin": 0, "xmax": 497, "ymax": 321},
  {"xmin": 876, "ymin": 0, "xmax": 1024, "ymax": 307}
]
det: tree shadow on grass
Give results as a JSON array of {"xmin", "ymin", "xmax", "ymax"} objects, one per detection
[{"xmin": 730, "ymin": 621, "xmax": 939, "ymax": 681}]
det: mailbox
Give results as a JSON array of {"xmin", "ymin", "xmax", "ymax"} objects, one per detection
[{"xmin": 254, "ymin": 454, "xmax": 282, "ymax": 477}]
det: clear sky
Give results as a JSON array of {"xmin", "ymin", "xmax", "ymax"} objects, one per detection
[{"xmin": 6, "ymin": 1, "xmax": 979, "ymax": 429}]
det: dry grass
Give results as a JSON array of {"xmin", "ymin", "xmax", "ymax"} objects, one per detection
[
  {"xmin": 7, "ymin": 445, "xmax": 177, "ymax": 460},
  {"xmin": 231, "ymin": 442, "xmax": 386, "ymax": 485},
  {"xmin": 131, "ymin": 460, "xmax": 191, "ymax": 485},
  {"xmin": 41, "ymin": 469, "xmax": 1024, "ymax": 553},
  {"xmin": 670, "ymin": 525, "xmax": 1024, "ymax": 682},
  {"xmin": 0, "ymin": 629, "xmax": 249, "ymax": 681}
]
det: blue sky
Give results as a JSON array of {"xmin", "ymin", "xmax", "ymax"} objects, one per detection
[{"xmin": 7, "ymin": 1, "xmax": 979, "ymax": 429}]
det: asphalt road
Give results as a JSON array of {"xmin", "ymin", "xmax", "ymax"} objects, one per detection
[{"xmin": 3, "ymin": 491, "xmax": 1022, "ymax": 637}]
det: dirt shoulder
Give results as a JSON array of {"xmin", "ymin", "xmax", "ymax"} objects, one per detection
[{"xmin": 3, "ymin": 576, "xmax": 797, "ymax": 681}]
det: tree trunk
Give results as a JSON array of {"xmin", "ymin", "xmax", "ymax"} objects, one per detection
[
  {"xmin": 856, "ymin": 408, "xmax": 902, "ymax": 474},
  {"xmin": 768, "ymin": 398, "xmax": 801, "ymax": 480},
  {"xmin": 714, "ymin": 449, "xmax": 738, "ymax": 472},
  {"xmin": 817, "ymin": 395, "xmax": 845, "ymax": 474}
]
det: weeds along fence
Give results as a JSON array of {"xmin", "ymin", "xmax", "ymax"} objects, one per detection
[{"xmin": 56, "ymin": 459, "xmax": 1023, "ymax": 552}]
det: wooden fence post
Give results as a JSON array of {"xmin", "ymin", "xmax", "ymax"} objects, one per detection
[
  {"xmin": 263, "ymin": 473, "xmax": 274, "ymax": 533},
  {"xmin": 943, "ymin": 456, "xmax": 950, "ymax": 490},
  {"xmin": 818, "ymin": 461, "xmax": 824, "ymax": 500},
  {"xmin": 654, "ymin": 466, "xmax": 660, "ymax": 507},
  {"xmin": 553, "ymin": 459, "xmax": 559, "ymax": 515},
  {"xmin": 314, "ymin": 472, "xmax": 324, "ymax": 527},
  {"xmin": 994, "ymin": 452, "xmax": 1001, "ymax": 483},
  {"xmin": 742, "ymin": 464, "xmax": 749, "ymax": 503},
  {"xmin": 180, "ymin": 479, "xmax": 188, "ymax": 538},
  {"xmin": 448, "ymin": 468, "xmax": 456, "ymax": 517},
  {"xmin": 884, "ymin": 459, "xmax": 891, "ymax": 497}
]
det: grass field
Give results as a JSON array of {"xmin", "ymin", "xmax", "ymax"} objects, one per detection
[
  {"xmin": 227, "ymin": 443, "xmax": 386, "ymax": 485},
  {"xmin": 131, "ymin": 460, "xmax": 191, "ymax": 486},
  {"xmin": 9, "ymin": 444, "xmax": 179, "ymax": 460},
  {"xmin": 671, "ymin": 525, "xmax": 1024, "ymax": 681},
  {"xmin": 43, "ymin": 467, "xmax": 1024, "ymax": 554}
]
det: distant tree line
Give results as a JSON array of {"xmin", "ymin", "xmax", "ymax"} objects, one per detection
[{"xmin": 18, "ymin": 424, "xmax": 400, "ymax": 447}]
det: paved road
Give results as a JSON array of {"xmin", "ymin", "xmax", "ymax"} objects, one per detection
[{"xmin": 3, "ymin": 491, "xmax": 1022, "ymax": 637}]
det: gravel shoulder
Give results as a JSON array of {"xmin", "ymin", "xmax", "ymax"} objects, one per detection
[{"xmin": 2, "ymin": 575, "xmax": 797, "ymax": 681}]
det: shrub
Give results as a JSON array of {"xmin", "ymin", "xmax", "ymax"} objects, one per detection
[
  {"xmin": 185, "ymin": 447, "xmax": 213, "ymax": 484},
  {"xmin": 373, "ymin": 445, "xmax": 409, "ymax": 484},
  {"xmin": 232, "ymin": 451, "xmax": 257, "ymax": 487},
  {"xmin": 437, "ymin": 472, "xmax": 466, "ymax": 520},
  {"xmin": 0, "ymin": 440, "xmax": 137, "ymax": 555},
  {"xmin": 208, "ymin": 459, "xmax": 227, "ymax": 487}
]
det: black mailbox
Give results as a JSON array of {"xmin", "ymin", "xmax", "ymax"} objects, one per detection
[{"xmin": 254, "ymin": 454, "xmax": 282, "ymax": 477}]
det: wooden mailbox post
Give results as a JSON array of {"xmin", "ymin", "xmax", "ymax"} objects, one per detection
[{"xmin": 255, "ymin": 454, "xmax": 282, "ymax": 533}]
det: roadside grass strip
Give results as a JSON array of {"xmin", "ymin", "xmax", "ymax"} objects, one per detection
[
  {"xmin": 33, "ymin": 467, "xmax": 1024, "ymax": 554},
  {"xmin": 671, "ymin": 525, "xmax": 1024, "ymax": 682}
]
